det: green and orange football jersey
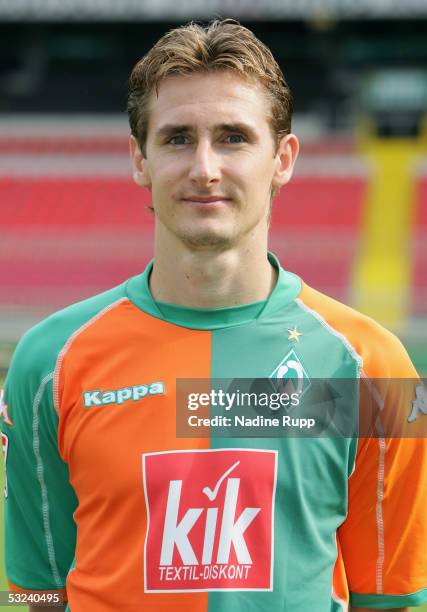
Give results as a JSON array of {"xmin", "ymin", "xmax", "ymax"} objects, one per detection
[{"xmin": 1, "ymin": 253, "xmax": 427, "ymax": 611}]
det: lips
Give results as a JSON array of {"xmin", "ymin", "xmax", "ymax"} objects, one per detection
[{"xmin": 181, "ymin": 196, "xmax": 231, "ymax": 203}]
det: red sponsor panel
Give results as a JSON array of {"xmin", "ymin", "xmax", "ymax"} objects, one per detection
[{"xmin": 143, "ymin": 448, "xmax": 277, "ymax": 593}]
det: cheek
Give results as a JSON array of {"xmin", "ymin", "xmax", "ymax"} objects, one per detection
[
  {"xmin": 236, "ymin": 152, "xmax": 275, "ymax": 181},
  {"xmin": 240, "ymin": 163, "xmax": 275, "ymax": 197},
  {"xmin": 150, "ymin": 161, "xmax": 180, "ymax": 192},
  {"xmin": 226, "ymin": 158, "xmax": 258, "ymax": 184}
]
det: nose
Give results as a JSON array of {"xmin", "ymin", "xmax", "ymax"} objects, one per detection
[{"xmin": 188, "ymin": 140, "xmax": 221, "ymax": 186}]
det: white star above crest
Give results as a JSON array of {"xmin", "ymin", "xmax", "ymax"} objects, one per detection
[{"xmin": 287, "ymin": 327, "xmax": 302, "ymax": 342}]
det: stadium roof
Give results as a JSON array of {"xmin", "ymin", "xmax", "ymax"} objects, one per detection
[{"xmin": 1, "ymin": 0, "xmax": 427, "ymax": 21}]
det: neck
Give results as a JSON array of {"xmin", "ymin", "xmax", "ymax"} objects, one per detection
[{"xmin": 150, "ymin": 226, "xmax": 276, "ymax": 309}]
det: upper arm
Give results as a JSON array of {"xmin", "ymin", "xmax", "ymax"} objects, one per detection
[
  {"xmin": 1, "ymin": 329, "xmax": 77, "ymax": 595},
  {"xmin": 339, "ymin": 339, "xmax": 427, "ymax": 609}
]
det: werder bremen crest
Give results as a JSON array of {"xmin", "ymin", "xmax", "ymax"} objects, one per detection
[{"xmin": 269, "ymin": 349, "xmax": 311, "ymax": 398}]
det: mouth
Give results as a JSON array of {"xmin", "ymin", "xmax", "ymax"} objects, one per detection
[{"xmin": 180, "ymin": 196, "xmax": 232, "ymax": 206}]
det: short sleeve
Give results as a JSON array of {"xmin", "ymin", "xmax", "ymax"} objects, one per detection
[
  {"xmin": 1, "ymin": 326, "xmax": 78, "ymax": 594},
  {"xmin": 338, "ymin": 337, "xmax": 427, "ymax": 608}
]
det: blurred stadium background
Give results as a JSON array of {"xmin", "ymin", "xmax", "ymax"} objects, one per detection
[{"xmin": 0, "ymin": 1, "xmax": 426, "ymax": 610}]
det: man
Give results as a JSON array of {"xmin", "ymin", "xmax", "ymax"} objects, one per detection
[{"xmin": 1, "ymin": 19, "xmax": 426, "ymax": 612}]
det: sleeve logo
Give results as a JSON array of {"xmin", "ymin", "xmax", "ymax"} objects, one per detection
[
  {"xmin": 0, "ymin": 389, "xmax": 13, "ymax": 426},
  {"xmin": 142, "ymin": 448, "xmax": 277, "ymax": 592},
  {"xmin": 408, "ymin": 383, "xmax": 427, "ymax": 423},
  {"xmin": 1, "ymin": 432, "xmax": 9, "ymax": 497}
]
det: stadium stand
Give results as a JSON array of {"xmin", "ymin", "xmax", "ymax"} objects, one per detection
[{"xmin": 0, "ymin": 124, "xmax": 369, "ymax": 331}]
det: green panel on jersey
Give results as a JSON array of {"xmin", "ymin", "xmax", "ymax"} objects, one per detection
[
  {"xmin": 351, "ymin": 587, "xmax": 427, "ymax": 609},
  {"xmin": 156, "ymin": 298, "xmax": 266, "ymax": 329},
  {"xmin": 208, "ymin": 300, "xmax": 359, "ymax": 612},
  {"xmin": 2, "ymin": 283, "xmax": 127, "ymax": 591}
]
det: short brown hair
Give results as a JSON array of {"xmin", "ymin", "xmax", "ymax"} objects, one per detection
[{"xmin": 127, "ymin": 19, "xmax": 293, "ymax": 153}]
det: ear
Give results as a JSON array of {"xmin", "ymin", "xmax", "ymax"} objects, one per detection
[
  {"xmin": 271, "ymin": 133, "xmax": 299, "ymax": 190},
  {"xmin": 129, "ymin": 135, "xmax": 151, "ymax": 190}
]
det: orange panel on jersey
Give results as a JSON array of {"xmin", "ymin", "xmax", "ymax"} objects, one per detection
[
  {"xmin": 299, "ymin": 281, "xmax": 427, "ymax": 597},
  {"xmin": 55, "ymin": 299, "xmax": 211, "ymax": 611}
]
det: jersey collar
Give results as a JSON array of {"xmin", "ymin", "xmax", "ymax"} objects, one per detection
[{"xmin": 125, "ymin": 252, "xmax": 301, "ymax": 330}]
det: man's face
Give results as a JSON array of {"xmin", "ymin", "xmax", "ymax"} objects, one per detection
[{"xmin": 130, "ymin": 71, "xmax": 298, "ymax": 249}]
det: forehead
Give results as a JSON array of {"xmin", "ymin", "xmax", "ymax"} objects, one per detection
[{"xmin": 146, "ymin": 71, "xmax": 271, "ymax": 133}]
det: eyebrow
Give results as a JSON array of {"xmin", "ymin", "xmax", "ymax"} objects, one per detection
[
  {"xmin": 155, "ymin": 122, "xmax": 258, "ymax": 140},
  {"xmin": 219, "ymin": 123, "xmax": 258, "ymax": 139},
  {"xmin": 155, "ymin": 124, "xmax": 190, "ymax": 139}
]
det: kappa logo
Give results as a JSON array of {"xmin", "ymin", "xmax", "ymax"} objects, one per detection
[
  {"xmin": 143, "ymin": 449, "xmax": 277, "ymax": 592},
  {"xmin": 83, "ymin": 381, "xmax": 165, "ymax": 408},
  {"xmin": 0, "ymin": 389, "xmax": 13, "ymax": 426},
  {"xmin": 408, "ymin": 383, "xmax": 427, "ymax": 423},
  {"xmin": 269, "ymin": 349, "xmax": 311, "ymax": 398}
]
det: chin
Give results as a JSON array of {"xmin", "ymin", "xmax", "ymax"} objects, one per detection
[{"xmin": 179, "ymin": 231, "xmax": 234, "ymax": 249}]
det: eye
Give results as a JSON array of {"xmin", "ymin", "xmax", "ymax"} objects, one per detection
[
  {"xmin": 168, "ymin": 134, "xmax": 190, "ymax": 145},
  {"xmin": 225, "ymin": 133, "xmax": 246, "ymax": 144}
]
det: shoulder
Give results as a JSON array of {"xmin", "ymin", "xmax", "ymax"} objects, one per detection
[
  {"xmin": 7, "ymin": 282, "xmax": 129, "ymax": 387},
  {"xmin": 297, "ymin": 282, "xmax": 417, "ymax": 377}
]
